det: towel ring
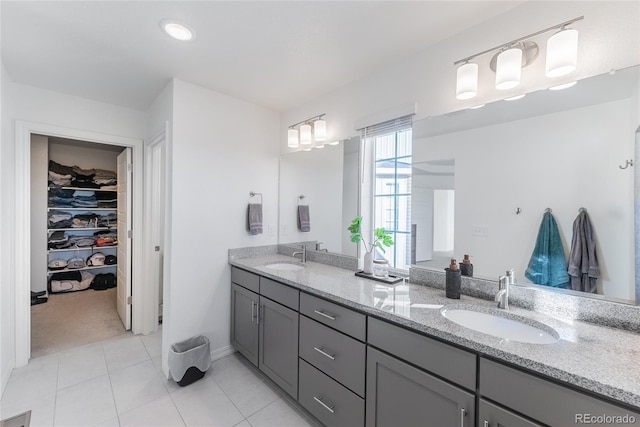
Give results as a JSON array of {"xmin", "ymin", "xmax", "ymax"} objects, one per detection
[
  {"xmin": 249, "ymin": 191, "xmax": 263, "ymax": 204},
  {"xmin": 298, "ymin": 195, "xmax": 306, "ymax": 206}
]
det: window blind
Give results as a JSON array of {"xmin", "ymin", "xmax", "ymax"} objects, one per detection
[{"xmin": 361, "ymin": 115, "xmax": 413, "ymax": 140}]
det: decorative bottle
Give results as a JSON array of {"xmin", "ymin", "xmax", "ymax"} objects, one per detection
[
  {"xmin": 445, "ymin": 259, "xmax": 461, "ymax": 299},
  {"xmin": 460, "ymin": 254, "xmax": 473, "ymax": 277}
]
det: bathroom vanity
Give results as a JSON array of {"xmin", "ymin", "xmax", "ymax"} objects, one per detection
[{"xmin": 230, "ymin": 254, "xmax": 640, "ymax": 427}]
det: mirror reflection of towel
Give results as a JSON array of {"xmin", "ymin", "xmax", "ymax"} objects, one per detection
[
  {"xmin": 298, "ymin": 205, "xmax": 310, "ymax": 232},
  {"xmin": 568, "ymin": 209, "xmax": 599, "ymax": 293},
  {"xmin": 525, "ymin": 211, "xmax": 569, "ymax": 288},
  {"xmin": 248, "ymin": 203, "xmax": 263, "ymax": 235}
]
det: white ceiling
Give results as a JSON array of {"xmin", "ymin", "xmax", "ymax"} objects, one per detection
[{"xmin": 1, "ymin": 1, "xmax": 522, "ymax": 112}]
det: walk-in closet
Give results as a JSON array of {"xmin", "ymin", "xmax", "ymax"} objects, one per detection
[{"xmin": 30, "ymin": 135, "xmax": 132, "ymax": 357}]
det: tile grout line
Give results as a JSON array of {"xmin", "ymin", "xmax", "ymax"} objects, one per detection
[{"xmin": 102, "ymin": 341, "xmax": 122, "ymax": 427}]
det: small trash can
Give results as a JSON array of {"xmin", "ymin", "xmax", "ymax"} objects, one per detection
[{"xmin": 168, "ymin": 335, "xmax": 211, "ymax": 386}]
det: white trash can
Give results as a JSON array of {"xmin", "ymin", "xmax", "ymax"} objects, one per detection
[{"xmin": 168, "ymin": 335, "xmax": 211, "ymax": 386}]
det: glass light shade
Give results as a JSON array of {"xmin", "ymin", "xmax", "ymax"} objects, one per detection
[
  {"xmin": 300, "ymin": 124, "xmax": 312, "ymax": 145},
  {"xmin": 495, "ymin": 48, "xmax": 522, "ymax": 90},
  {"xmin": 546, "ymin": 28, "xmax": 578, "ymax": 78},
  {"xmin": 314, "ymin": 119, "xmax": 327, "ymax": 141},
  {"xmin": 549, "ymin": 81, "xmax": 577, "ymax": 91},
  {"xmin": 504, "ymin": 94, "xmax": 526, "ymax": 101},
  {"xmin": 287, "ymin": 128, "xmax": 299, "ymax": 148},
  {"xmin": 456, "ymin": 62, "xmax": 478, "ymax": 100}
]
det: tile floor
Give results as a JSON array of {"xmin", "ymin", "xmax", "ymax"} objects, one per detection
[{"xmin": 0, "ymin": 331, "xmax": 319, "ymax": 427}]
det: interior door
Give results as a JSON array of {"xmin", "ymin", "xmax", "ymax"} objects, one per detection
[{"xmin": 117, "ymin": 148, "xmax": 132, "ymax": 330}]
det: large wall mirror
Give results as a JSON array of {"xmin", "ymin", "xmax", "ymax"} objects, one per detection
[
  {"xmin": 279, "ymin": 136, "xmax": 360, "ymax": 257},
  {"xmin": 411, "ymin": 64, "xmax": 640, "ymax": 304}
]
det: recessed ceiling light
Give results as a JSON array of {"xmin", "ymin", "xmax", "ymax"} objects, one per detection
[
  {"xmin": 161, "ymin": 20, "xmax": 196, "ymax": 41},
  {"xmin": 549, "ymin": 81, "xmax": 577, "ymax": 91}
]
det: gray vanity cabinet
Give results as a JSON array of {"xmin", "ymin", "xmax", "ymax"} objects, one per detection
[
  {"xmin": 480, "ymin": 358, "xmax": 640, "ymax": 426},
  {"xmin": 366, "ymin": 346, "xmax": 475, "ymax": 427},
  {"xmin": 478, "ymin": 400, "xmax": 542, "ymax": 427},
  {"xmin": 258, "ymin": 291, "xmax": 299, "ymax": 400},
  {"xmin": 230, "ymin": 283, "xmax": 259, "ymax": 366}
]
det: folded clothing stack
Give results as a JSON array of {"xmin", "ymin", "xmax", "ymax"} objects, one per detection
[
  {"xmin": 48, "ymin": 160, "xmax": 117, "ymax": 189},
  {"xmin": 48, "ymin": 211, "xmax": 117, "ymax": 230},
  {"xmin": 95, "ymin": 191, "xmax": 117, "ymax": 208}
]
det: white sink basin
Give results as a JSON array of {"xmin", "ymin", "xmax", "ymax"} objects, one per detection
[
  {"xmin": 264, "ymin": 262, "xmax": 305, "ymax": 271},
  {"xmin": 441, "ymin": 308, "xmax": 559, "ymax": 344}
]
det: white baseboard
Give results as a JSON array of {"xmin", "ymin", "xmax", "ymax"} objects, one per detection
[
  {"xmin": 210, "ymin": 344, "xmax": 235, "ymax": 362},
  {"xmin": 1, "ymin": 359, "xmax": 15, "ymax": 398}
]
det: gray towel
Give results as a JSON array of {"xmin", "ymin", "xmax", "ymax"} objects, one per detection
[
  {"xmin": 298, "ymin": 205, "xmax": 310, "ymax": 232},
  {"xmin": 567, "ymin": 209, "xmax": 599, "ymax": 293},
  {"xmin": 248, "ymin": 203, "xmax": 263, "ymax": 235}
]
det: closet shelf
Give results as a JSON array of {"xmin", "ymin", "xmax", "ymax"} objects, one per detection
[
  {"xmin": 48, "ymin": 227, "xmax": 116, "ymax": 232},
  {"xmin": 48, "ymin": 186, "xmax": 117, "ymax": 192},
  {"xmin": 48, "ymin": 246, "xmax": 117, "ymax": 253},
  {"xmin": 47, "ymin": 264, "xmax": 117, "ymax": 275},
  {"xmin": 47, "ymin": 207, "xmax": 116, "ymax": 211}
]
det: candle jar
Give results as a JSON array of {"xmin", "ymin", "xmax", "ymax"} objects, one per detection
[{"xmin": 373, "ymin": 259, "xmax": 389, "ymax": 278}]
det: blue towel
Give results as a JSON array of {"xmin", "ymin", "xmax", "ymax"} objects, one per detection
[{"xmin": 525, "ymin": 211, "xmax": 569, "ymax": 288}]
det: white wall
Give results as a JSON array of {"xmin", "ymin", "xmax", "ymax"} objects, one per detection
[
  {"xmin": 1, "ymin": 61, "xmax": 15, "ymax": 395},
  {"xmin": 163, "ymin": 79, "xmax": 279, "ymax": 370},
  {"xmin": 279, "ymin": 146, "xmax": 343, "ymax": 252},
  {"xmin": 414, "ymin": 99, "xmax": 633, "ymax": 300},
  {"xmin": 30, "ymin": 135, "xmax": 48, "ymax": 293},
  {"xmin": 0, "ymin": 80, "xmax": 147, "ymax": 395},
  {"xmin": 280, "ymin": 1, "xmax": 640, "ymax": 149}
]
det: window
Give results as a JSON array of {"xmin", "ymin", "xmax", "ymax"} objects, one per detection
[{"xmin": 363, "ymin": 116, "xmax": 412, "ymax": 269}]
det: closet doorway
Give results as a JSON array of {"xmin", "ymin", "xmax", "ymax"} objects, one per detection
[
  {"xmin": 31, "ymin": 136, "xmax": 130, "ymax": 357},
  {"xmin": 14, "ymin": 121, "xmax": 150, "ymax": 367}
]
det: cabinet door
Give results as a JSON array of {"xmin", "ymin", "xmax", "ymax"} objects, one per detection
[
  {"xmin": 478, "ymin": 400, "xmax": 542, "ymax": 427},
  {"xmin": 259, "ymin": 296, "xmax": 299, "ymax": 399},
  {"xmin": 231, "ymin": 283, "xmax": 259, "ymax": 366},
  {"xmin": 366, "ymin": 347, "xmax": 475, "ymax": 427}
]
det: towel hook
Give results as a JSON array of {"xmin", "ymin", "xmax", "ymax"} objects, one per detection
[
  {"xmin": 619, "ymin": 159, "xmax": 633, "ymax": 169},
  {"xmin": 544, "ymin": 207, "xmax": 552, "ymax": 213},
  {"xmin": 515, "ymin": 207, "xmax": 522, "ymax": 215},
  {"xmin": 249, "ymin": 191, "xmax": 263, "ymax": 204},
  {"xmin": 298, "ymin": 194, "xmax": 306, "ymax": 206},
  {"xmin": 579, "ymin": 207, "xmax": 587, "ymax": 213}
]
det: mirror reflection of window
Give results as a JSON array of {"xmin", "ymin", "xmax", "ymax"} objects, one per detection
[{"xmin": 368, "ymin": 124, "xmax": 412, "ymax": 270}]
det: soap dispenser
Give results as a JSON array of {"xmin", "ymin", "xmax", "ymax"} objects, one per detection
[
  {"xmin": 460, "ymin": 254, "xmax": 473, "ymax": 277},
  {"xmin": 445, "ymin": 259, "xmax": 461, "ymax": 299}
]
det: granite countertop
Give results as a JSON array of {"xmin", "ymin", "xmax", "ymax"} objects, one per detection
[{"xmin": 230, "ymin": 254, "xmax": 640, "ymax": 410}]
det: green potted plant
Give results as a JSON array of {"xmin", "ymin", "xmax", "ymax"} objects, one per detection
[{"xmin": 348, "ymin": 216, "xmax": 394, "ymax": 274}]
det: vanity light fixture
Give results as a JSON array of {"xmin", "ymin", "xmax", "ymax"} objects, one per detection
[
  {"xmin": 288, "ymin": 128, "xmax": 299, "ymax": 148},
  {"xmin": 469, "ymin": 104, "xmax": 485, "ymax": 110},
  {"xmin": 287, "ymin": 114, "xmax": 327, "ymax": 147},
  {"xmin": 549, "ymin": 81, "xmax": 577, "ymax": 91},
  {"xmin": 328, "ymin": 140, "xmax": 341, "ymax": 146},
  {"xmin": 160, "ymin": 20, "xmax": 196, "ymax": 41},
  {"xmin": 453, "ymin": 16, "xmax": 582, "ymax": 99}
]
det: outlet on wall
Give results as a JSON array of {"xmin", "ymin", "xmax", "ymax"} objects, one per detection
[
  {"xmin": 280, "ymin": 224, "xmax": 288, "ymax": 236},
  {"xmin": 472, "ymin": 225, "xmax": 489, "ymax": 237}
]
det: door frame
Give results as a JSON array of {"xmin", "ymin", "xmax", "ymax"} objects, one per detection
[{"xmin": 14, "ymin": 120, "xmax": 147, "ymax": 366}]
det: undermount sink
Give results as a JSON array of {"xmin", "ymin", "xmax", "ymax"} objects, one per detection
[
  {"xmin": 264, "ymin": 262, "xmax": 305, "ymax": 271},
  {"xmin": 441, "ymin": 307, "xmax": 559, "ymax": 345}
]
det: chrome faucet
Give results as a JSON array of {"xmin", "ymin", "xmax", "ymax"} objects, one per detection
[
  {"xmin": 495, "ymin": 269, "xmax": 513, "ymax": 309},
  {"xmin": 315, "ymin": 241, "xmax": 328, "ymax": 252},
  {"xmin": 292, "ymin": 245, "xmax": 307, "ymax": 263}
]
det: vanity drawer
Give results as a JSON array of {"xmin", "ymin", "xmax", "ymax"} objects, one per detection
[
  {"xmin": 299, "ymin": 315, "xmax": 366, "ymax": 397},
  {"xmin": 231, "ymin": 267, "xmax": 259, "ymax": 293},
  {"xmin": 259, "ymin": 277, "xmax": 299, "ymax": 311},
  {"xmin": 300, "ymin": 292, "xmax": 366, "ymax": 341},
  {"xmin": 480, "ymin": 358, "xmax": 640, "ymax": 426},
  {"xmin": 368, "ymin": 317, "xmax": 476, "ymax": 391},
  {"xmin": 299, "ymin": 358, "xmax": 365, "ymax": 427}
]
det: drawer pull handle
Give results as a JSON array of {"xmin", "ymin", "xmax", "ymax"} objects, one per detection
[
  {"xmin": 460, "ymin": 408, "xmax": 466, "ymax": 427},
  {"xmin": 483, "ymin": 421, "xmax": 489, "ymax": 427},
  {"xmin": 313, "ymin": 347, "xmax": 336, "ymax": 360},
  {"xmin": 313, "ymin": 396, "xmax": 335, "ymax": 414},
  {"xmin": 314, "ymin": 310, "xmax": 336, "ymax": 321}
]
